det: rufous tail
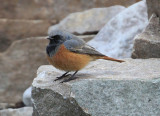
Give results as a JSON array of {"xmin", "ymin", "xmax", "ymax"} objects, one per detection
[{"xmin": 99, "ymin": 56, "xmax": 125, "ymax": 63}]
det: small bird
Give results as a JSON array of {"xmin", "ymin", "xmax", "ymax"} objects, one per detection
[{"xmin": 46, "ymin": 30, "xmax": 124, "ymax": 83}]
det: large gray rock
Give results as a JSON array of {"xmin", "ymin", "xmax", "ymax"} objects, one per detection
[
  {"xmin": 0, "ymin": 37, "xmax": 48, "ymax": 104},
  {"xmin": 0, "ymin": 0, "xmax": 140, "ymax": 21},
  {"xmin": 88, "ymin": 1, "xmax": 148, "ymax": 58},
  {"xmin": 132, "ymin": 14, "xmax": 160, "ymax": 58},
  {"xmin": 32, "ymin": 59, "xmax": 160, "ymax": 116},
  {"xmin": 0, "ymin": 107, "xmax": 33, "ymax": 116},
  {"xmin": 48, "ymin": 6, "xmax": 125, "ymax": 34},
  {"xmin": 0, "ymin": 19, "xmax": 55, "ymax": 52}
]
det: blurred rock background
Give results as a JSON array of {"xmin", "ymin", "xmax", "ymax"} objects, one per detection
[{"xmin": 0, "ymin": 0, "xmax": 160, "ymax": 115}]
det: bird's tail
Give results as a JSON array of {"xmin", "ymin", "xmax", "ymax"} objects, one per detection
[{"xmin": 98, "ymin": 56, "xmax": 125, "ymax": 63}]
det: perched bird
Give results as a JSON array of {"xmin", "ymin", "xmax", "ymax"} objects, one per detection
[{"xmin": 46, "ymin": 30, "xmax": 124, "ymax": 83}]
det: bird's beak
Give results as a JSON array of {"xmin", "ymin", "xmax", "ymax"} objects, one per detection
[{"xmin": 47, "ymin": 37, "xmax": 51, "ymax": 40}]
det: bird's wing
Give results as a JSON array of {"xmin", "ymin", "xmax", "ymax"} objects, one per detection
[{"xmin": 64, "ymin": 38, "xmax": 104, "ymax": 56}]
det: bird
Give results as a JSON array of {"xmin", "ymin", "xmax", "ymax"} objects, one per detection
[{"xmin": 46, "ymin": 30, "xmax": 124, "ymax": 83}]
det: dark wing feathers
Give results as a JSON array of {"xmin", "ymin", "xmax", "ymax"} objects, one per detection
[{"xmin": 64, "ymin": 39, "xmax": 104, "ymax": 56}]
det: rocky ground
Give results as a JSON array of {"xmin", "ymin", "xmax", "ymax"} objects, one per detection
[
  {"xmin": 32, "ymin": 58, "xmax": 160, "ymax": 116},
  {"xmin": 0, "ymin": 0, "xmax": 160, "ymax": 116}
]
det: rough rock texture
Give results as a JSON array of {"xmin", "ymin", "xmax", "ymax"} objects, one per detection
[
  {"xmin": 88, "ymin": 1, "xmax": 148, "ymax": 58},
  {"xmin": 32, "ymin": 59, "xmax": 160, "ymax": 116},
  {"xmin": 0, "ymin": 37, "xmax": 48, "ymax": 104},
  {"xmin": 132, "ymin": 14, "xmax": 160, "ymax": 58},
  {"xmin": 146, "ymin": 0, "xmax": 160, "ymax": 18},
  {"xmin": 48, "ymin": 6, "xmax": 125, "ymax": 34},
  {"xmin": 0, "ymin": 107, "xmax": 33, "ymax": 116},
  {"xmin": 0, "ymin": 0, "xmax": 141, "ymax": 21},
  {"xmin": 0, "ymin": 19, "xmax": 55, "ymax": 52}
]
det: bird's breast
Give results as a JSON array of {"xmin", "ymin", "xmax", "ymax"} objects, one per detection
[{"xmin": 47, "ymin": 45, "xmax": 92, "ymax": 71}]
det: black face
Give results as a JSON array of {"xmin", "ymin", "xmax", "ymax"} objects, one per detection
[
  {"xmin": 48, "ymin": 35, "xmax": 64, "ymax": 45},
  {"xmin": 46, "ymin": 35, "xmax": 65, "ymax": 57}
]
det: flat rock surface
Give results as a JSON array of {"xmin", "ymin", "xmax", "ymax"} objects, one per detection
[
  {"xmin": 32, "ymin": 58, "xmax": 160, "ymax": 116},
  {"xmin": 0, "ymin": 107, "xmax": 33, "ymax": 116}
]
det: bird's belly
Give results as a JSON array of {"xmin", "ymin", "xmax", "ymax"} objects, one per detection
[{"xmin": 47, "ymin": 45, "xmax": 92, "ymax": 71}]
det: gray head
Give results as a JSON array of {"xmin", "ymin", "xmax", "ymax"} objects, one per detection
[
  {"xmin": 46, "ymin": 29, "xmax": 76, "ymax": 57},
  {"xmin": 47, "ymin": 29, "xmax": 77, "ymax": 45}
]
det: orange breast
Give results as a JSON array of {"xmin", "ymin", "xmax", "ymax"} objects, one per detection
[{"xmin": 47, "ymin": 45, "xmax": 92, "ymax": 71}]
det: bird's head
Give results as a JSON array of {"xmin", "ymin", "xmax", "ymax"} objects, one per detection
[{"xmin": 47, "ymin": 29, "xmax": 74, "ymax": 46}]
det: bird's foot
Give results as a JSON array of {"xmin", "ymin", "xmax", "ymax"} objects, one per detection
[
  {"xmin": 60, "ymin": 71, "xmax": 78, "ymax": 83},
  {"xmin": 54, "ymin": 71, "xmax": 70, "ymax": 81},
  {"xmin": 60, "ymin": 76, "xmax": 78, "ymax": 83}
]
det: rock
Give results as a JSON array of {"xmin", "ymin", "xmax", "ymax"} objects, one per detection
[
  {"xmin": 146, "ymin": 0, "xmax": 160, "ymax": 18},
  {"xmin": 0, "ymin": 102, "xmax": 25, "ymax": 110},
  {"xmin": 0, "ymin": 107, "xmax": 33, "ymax": 116},
  {"xmin": 0, "ymin": 37, "xmax": 48, "ymax": 104},
  {"xmin": 0, "ymin": 103, "xmax": 15, "ymax": 110},
  {"xmin": 0, "ymin": 0, "xmax": 141, "ymax": 21},
  {"xmin": 23, "ymin": 87, "xmax": 32, "ymax": 106},
  {"xmin": 48, "ymin": 6, "xmax": 125, "ymax": 34},
  {"xmin": 78, "ymin": 35, "xmax": 96, "ymax": 42},
  {"xmin": 88, "ymin": 1, "xmax": 148, "ymax": 58},
  {"xmin": 32, "ymin": 58, "xmax": 160, "ymax": 116},
  {"xmin": 0, "ymin": 19, "xmax": 56, "ymax": 52},
  {"xmin": 132, "ymin": 14, "xmax": 160, "ymax": 58}
]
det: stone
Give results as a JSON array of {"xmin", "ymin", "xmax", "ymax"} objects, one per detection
[
  {"xmin": 0, "ymin": 103, "xmax": 15, "ymax": 110},
  {"xmin": 88, "ymin": 1, "xmax": 148, "ymax": 58},
  {"xmin": 23, "ymin": 87, "xmax": 32, "ymax": 106},
  {"xmin": 0, "ymin": 37, "xmax": 48, "ymax": 104},
  {"xmin": 78, "ymin": 35, "xmax": 96, "ymax": 42},
  {"xmin": 146, "ymin": 0, "xmax": 160, "ymax": 18},
  {"xmin": 0, "ymin": 107, "xmax": 33, "ymax": 116},
  {"xmin": 32, "ymin": 58, "xmax": 160, "ymax": 116},
  {"xmin": 0, "ymin": 0, "xmax": 141, "ymax": 21},
  {"xmin": 132, "ymin": 14, "xmax": 160, "ymax": 58},
  {"xmin": 0, "ymin": 19, "xmax": 56, "ymax": 52},
  {"xmin": 0, "ymin": 102, "xmax": 25, "ymax": 110},
  {"xmin": 48, "ymin": 6, "xmax": 125, "ymax": 34}
]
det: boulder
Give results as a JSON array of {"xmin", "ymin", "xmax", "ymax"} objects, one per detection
[
  {"xmin": 132, "ymin": 14, "xmax": 160, "ymax": 58},
  {"xmin": 88, "ymin": 1, "xmax": 148, "ymax": 58},
  {"xmin": 32, "ymin": 58, "xmax": 160, "ymax": 116},
  {"xmin": 0, "ymin": 107, "xmax": 33, "ymax": 116},
  {"xmin": 0, "ymin": 0, "xmax": 141, "ymax": 21},
  {"xmin": 0, "ymin": 37, "xmax": 48, "ymax": 104},
  {"xmin": 48, "ymin": 6, "xmax": 125, "ymax": 34},
  {"xmin": 0, "ymin": 19, "xmax": 55, "ymax": 52},
  {"xmin": 146, "ymin": 0, "xmax": 160, "ymax": 18}
]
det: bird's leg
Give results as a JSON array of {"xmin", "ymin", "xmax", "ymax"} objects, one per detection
[
  {"xmin": 54, "ymin": 71, "xmax": 70, "ymax": 81},
  {"xmin": 60, "ymin": 71, "xmax": 78, "ymax": 83}
]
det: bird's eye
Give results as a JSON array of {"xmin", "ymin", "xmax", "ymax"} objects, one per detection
[{"xmin": 51, "ymin": 35, "xmax": 61, "ymax": 43}]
